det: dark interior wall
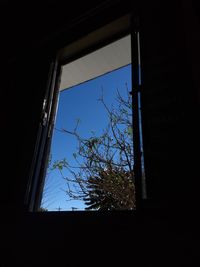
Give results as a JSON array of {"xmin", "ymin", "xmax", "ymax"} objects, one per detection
[
  {"xmin": 140, "ymin": 0, "xmax": 200, "ymax": 210},
  {"xmin": 1, "ymin": 0, "xmax": 199, "ymax": 265}
]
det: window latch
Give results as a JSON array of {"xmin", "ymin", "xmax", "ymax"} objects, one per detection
[{"xmin": 42, "ymin": 111, "xmax": 48, "ymax": 126}]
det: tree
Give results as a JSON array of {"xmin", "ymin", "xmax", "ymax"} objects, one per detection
[
  {"xmin": 38, "ymin": 207, "xmax": 48, "ymax": 212},
  {"xmin": 53, "ymin": 85, "xmax": 135, "ymax": 210},
  {"xmin": 83, "ymin": 168, "xmax": 135, "ymax": 210}
]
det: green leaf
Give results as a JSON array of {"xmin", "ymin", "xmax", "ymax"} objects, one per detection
[{"xmin": 127, "ymin": 127, "xmax": 133, "ymax": 136}]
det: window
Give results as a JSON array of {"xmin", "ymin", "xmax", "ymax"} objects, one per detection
[{"xmin": 25, "ymin": 15, "xmax": 146, "ymax": 212}]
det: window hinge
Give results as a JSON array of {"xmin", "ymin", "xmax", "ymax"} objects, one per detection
[{"xmin": 129, "ymin": 85, "xmax": 142, "ymax": 95}]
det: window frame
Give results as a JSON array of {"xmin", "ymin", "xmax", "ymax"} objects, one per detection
[{"xmin": 25, "ymin": 13, "xmax": 145, "ymax": 212}]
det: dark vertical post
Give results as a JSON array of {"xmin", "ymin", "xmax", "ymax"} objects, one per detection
[{"xmin": 131, "ymin": 15, "xmax": 143, "ymax": 209}]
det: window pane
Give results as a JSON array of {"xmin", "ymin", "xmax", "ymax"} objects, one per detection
[{"xmin": 40, "ymin": 36, "xmax": 135, "ymax": 211}]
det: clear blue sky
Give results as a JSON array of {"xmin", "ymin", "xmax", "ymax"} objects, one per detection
[{"xmin": 41, "ymin": 64, "xmax": 132, "ymax": 211}]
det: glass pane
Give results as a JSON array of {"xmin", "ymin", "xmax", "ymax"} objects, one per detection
[{"xmin": 40, "ymin": 36, "xmax": 135, "ymax": 211}]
